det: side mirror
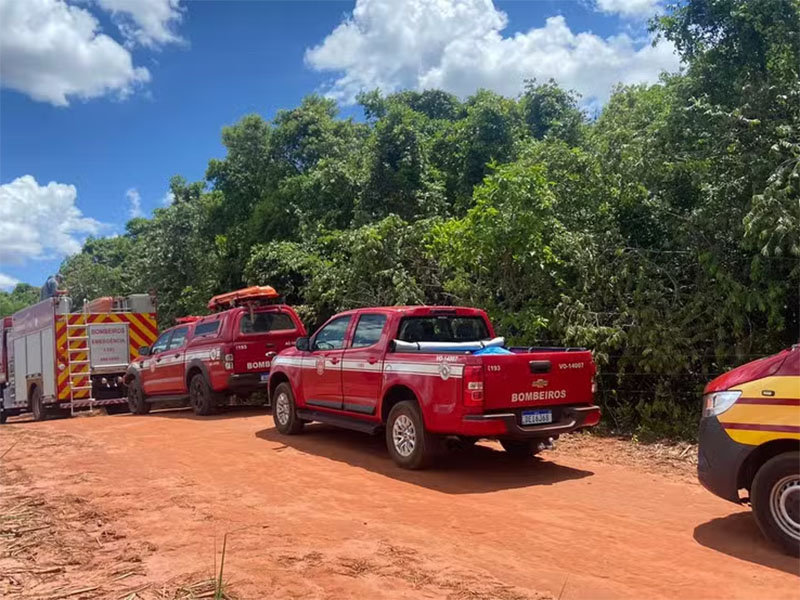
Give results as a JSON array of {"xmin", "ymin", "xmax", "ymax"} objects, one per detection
[
  {"xmin": 295, "ymin": 337, "xmax": 310, "ymax": 352},
  {"xmin": 138, "ymin": 346, "xmax": 151, "ymax": 356}
]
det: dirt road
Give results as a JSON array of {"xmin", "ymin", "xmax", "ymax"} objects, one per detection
[{"xmin": 1, "ymin": 409, "xmax": 798, "ymax": 599}]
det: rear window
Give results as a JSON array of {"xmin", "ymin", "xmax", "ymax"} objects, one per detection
[
  {"xmin": 397, "ymin": 316, "xmax": 489, "ymax": 343},
  {"xmin": 240, "ymin": 311, "xmax": 295, "ymax": 334},
  {"xmin": 194, "ymin": 320, "xmax": 220, "ymax": 336}
]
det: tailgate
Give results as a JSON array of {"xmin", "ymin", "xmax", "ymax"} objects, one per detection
[
  {"xmin": 233, "ymin": 309, "xmax": 302, "ymax": 375},
  {"xmin": 481, "ymin": 350, "xmax": 595, "ymax": 410}
]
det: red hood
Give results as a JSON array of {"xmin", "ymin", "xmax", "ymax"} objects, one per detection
[{"xmin": 705, "ymin": 348, "xmax": 793, "ymax": 393}]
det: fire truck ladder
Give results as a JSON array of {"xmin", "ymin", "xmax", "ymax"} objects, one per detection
[{"xmin": 66, "ymin": 319, "xmax": 94, "ymax": 415}]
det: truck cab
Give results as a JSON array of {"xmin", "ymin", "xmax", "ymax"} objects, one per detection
[
  {"xmin": 269, "ymin": 306, "xmax": 600, "ymax": 469},
  {"xmin": 126, "ymin": 287, "xmax": 306, "ymax": 415}
]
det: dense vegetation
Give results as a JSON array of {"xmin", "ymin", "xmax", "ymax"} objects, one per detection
[{"xmin": 4, "ymin": 0, "xmax": 798, "ymax": 439}]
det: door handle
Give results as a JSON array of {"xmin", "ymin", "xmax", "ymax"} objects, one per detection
[
  {"xmin": 174, "ymin": 353, "xmax": 181, "ymax": 358},
  {"xmin": 156, "ymin": 358, "xmax": 163, "ymax": 363},
  {"xmin": 368, "ymin": 357, "xmax": 378, "ymax": 364},
  {"xmin": 329, "ymin": 357, "xmax": 340, "ymax": 365}
]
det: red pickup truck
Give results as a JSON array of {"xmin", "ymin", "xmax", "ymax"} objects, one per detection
[
  {"xmin": 125, "ymin": 287, "xmax": 306, "ymax": 415},
  {"xmin": 269, "ymin": 306, "xmax": 600, "ymax": 468}
]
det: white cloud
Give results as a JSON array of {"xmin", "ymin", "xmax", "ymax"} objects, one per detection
[
  {"xmin": 162, "ymin": 190, "xmax": 175, "ymax": 206},
  {"xmin": 306, "ymin": 0, "xmax": 680, "ymax": 106},
  {"xmin": 126, "ymin": 187, "xmax": 143, "ymax": 218},
  {"xmin": 0, "ymin": 175, "xmax": 103, "ymax": 267},
  {"xmin": 0, "ymin": 0, "xmax": 151, "ymax": 106},
  {"xmin": 595, "ymin": 0, "xmax": 662, "ymax": 19},
  {"xmin": 0, "ymin": 273, "xmax": 20, "ymax": 291},
  {"xmin": 96, "ymin": 0, "xmax": 184, "ymax": 48}
]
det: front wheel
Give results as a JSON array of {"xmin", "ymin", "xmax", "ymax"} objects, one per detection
[
  {"xmin": 272, "ymin": 383, "xmax": 303, "ymax": 434},
  {"xmin": 386, "ymin": 401, "xmax": 439, "ymax": 470},
  {"xmin": 189, "ymin": 374, "xmax": 216, "ymax": 416},
  {"xmin": 500, "ymin": 439, "xmax": 542, "ymax": 458},
  {"xmin": 752, "ymin": 451, "xmax": 800, "ymax": 557},
  {"xmin": 127, "ymin": 379, "xmax": 151, "ymax": 415}
]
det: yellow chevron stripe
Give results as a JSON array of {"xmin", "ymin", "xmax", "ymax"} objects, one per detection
[
  {"xmin": 127, "ymin": 313, "xmax": 157, "ymax": 342},
  {"xmin": 128, "ymin": 328, "xmax": 149, "ymax": 353}
]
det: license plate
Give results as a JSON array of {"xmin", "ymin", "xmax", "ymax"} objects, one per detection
[
  {"xmin": 521, "ymin": 409, "xmax": 552, "ymax": 425},
  {"xmin": 260, "ymin": 373, "xmax": 270, "ymax": 382}
]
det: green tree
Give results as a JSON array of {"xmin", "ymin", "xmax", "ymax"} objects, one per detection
[{"xmin": 0, "ymin": 284, "xmax": 40, "ymax": 318}]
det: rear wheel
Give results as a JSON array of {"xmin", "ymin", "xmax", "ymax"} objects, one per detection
[
  {"xmin": 500, "ymin": 439, "xmax": 542, "ymax": 458},
  {"xmin": 30, "ymin": 387, "xmax": 46, "ymax": 422},
  {"xmin": 189, "ymin": 374, "xmax": 216, "ymax": 416},
  {"xmin": 127, "ymin": 379, "xmax": 151, "ymax": 415},
  {"xmin": 273, "ymin": 382, "xmax": 303, "ymax": 434},
  {"xmin": 752, "ymin": 451, "xmax": 800, "ymax": 557},
  {"xmin": 386, "ymin": 401, "xmax": 439, "ymax": 470}
]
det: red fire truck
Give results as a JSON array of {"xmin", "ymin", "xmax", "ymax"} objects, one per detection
[{"xmin": 0, "ymin": 293, "xmax": 158, "ymax": 423}]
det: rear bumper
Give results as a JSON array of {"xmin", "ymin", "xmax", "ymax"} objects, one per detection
[
  {"xmin": 460, "ymin": 405, "xmax": 601, "ymax": 439},
  {"xmin": 697, "ymin": 416, "xmax": 752, "ymax": 503},
  {"xmin": 226, "ymin": 373, "xmax": 269, "ymax": 394}
]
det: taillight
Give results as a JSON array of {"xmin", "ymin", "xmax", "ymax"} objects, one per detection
[
  {"xmin": 463, "ymin": 365, "xmax": 484, "ymax": 408},
  {"xmin": 583, "ymin": 408, "xmax": 601, "ymax": 427},
  {"xmin": 223, "ymin": 345, "xmax": 234, "ymax": 371}
]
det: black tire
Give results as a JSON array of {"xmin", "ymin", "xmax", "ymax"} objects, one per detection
[
  {"xmin": 0, "ymin": 409, "xmax": 7, "ymax": 425},
  {"xmin": 30, "ymin": 386, "xmax": 46, "ymax": 422},
  {"xmin": 752, "ymin": 451, "xmax": 800, "ymax": 557},
  {"xmin": 386, "ymin": 400, "xmax": 439, "ymax": 470},
  {"xmin": 272, "ymin": 382, "xmax": 304, "ymax": 434},
  {"xmin": 500, "ymin": 439, "xmax": 542, "ymax": 458},
  {"xmin": 127, "ymin": 378, "xmax": 151, "ymax": 415},
  {"xmin": 189, "ymin": 374, "xmax": 216, "ymax": 416}
]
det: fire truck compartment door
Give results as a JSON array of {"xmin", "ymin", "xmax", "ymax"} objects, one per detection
[
  {"xmin": 26, "ymin": 332, "xmax": 42, "ymax": 376},
  {"xmin": 41, "ymin": 327, "xmax": 55, "ymax": 397},
  {"xmin": 14, "ymin": 337, "xmax": 26, "ymax": 403}
]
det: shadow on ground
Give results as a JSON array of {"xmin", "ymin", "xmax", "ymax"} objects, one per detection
[
  {"xmin": 694, "ymin": 512, "xmax": 800, "ymax": 577},
  {"xmin": 4, "ymin": 404, "xmax": 270, "ymax": 425},
  {"xmin": 146, "ymin": 405, "xmax": 270, "ymax": 421},
  {"xmin": 255, "ymin": 423, "xmax": 593, "ymax": 494}
]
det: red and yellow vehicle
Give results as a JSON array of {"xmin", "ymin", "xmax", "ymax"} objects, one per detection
[
  {"xmin": 0, "ymin": 293, "xmax": 158, "ymax": 422},
  {"xmin": 698, "ymin": 345, "xmax": 800, "ymax": 555}
]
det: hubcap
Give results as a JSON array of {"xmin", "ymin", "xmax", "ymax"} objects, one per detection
[
  {"xmin": 275, "ymin": 392, "xmax": 290, "ymax": 426},
  {"xmin": 771, "ymin": 475, "xmax": 800, "ymax": 541},
  {"xmin": 392, "ymin": 414, "xmax": 416, "ymax": 457}
]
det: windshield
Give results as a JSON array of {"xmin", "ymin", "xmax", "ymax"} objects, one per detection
[{"xmin": 397, "ymin": 316, "xmax": 489, "ymax": 343}]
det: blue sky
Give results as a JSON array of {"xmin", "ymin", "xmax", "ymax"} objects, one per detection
[{"xmin": 0, "ymin": 0, "xmax": 678, "ymax": 290}]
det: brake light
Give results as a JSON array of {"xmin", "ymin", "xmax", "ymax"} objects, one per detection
[
  {"xmin": 583, "ymin": 408, "xmax": 601, "ymax": 427},
  {"xmin": 463, "ymin": 365, "xmax": 484, "ymax": 408},
  {"xmin": 223, "ymin": 345, "xmax": 234, "ymax": 371}
]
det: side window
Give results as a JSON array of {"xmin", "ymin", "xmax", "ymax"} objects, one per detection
[
  {"xmin": 240, "ymin": 312, "xmax": 295, "ymax": 334},
  {"xmin": 312, "ymin": 316, "xmax": 351, "ymax": 351},
  {"xmin": 194, "ymin": 320, "xmax": 220, "ymax": 337},
  {"xmin": 167, "ymin": 326, "xmax": 190, "ymax": 350},
  {"xmin": 351, "ymin": 314, "xmax": 387, "ymax": 349},
  {"xmin": 151, "ymin": 330, "xmax": 172, "ymax": 354}
]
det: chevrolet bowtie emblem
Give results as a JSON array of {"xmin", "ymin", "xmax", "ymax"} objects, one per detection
[{"xmin": 531, "ymin": 379, "xmax": 548, "ymax": 388}]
